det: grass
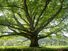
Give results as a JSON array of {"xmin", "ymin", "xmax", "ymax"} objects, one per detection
[
  {"xmin": 45, "ymin": 46, "xmax": 68, "ymax": 48},
  {"xmin": 0, "ymin": 46, "xmax": 68, "ymax": 51}
]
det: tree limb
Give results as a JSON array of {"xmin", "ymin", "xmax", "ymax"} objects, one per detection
[
  {"xmin": 45, "ymin": 15, "xmax": 67, "ymax": 29},
  {"xmin": 0, "ymin": 33, "xmax": 17, "ymax": 38},
  {"xmin": 35, "ymin": 0, "xmax": 51, "ymax": 28},
  {"xmin": 8, "ymin": 27, "xmax": 18, "ymax": 33},
  {"xmin": 0, "ymin": 23, "xmax": 25, "ymax": 31},
  {"xmin": 0, "ymin": 31, "xmax": 31, "ymax": 39},
  {"xmin": 23, "ymin": 0, "xmax": 34, "ymax": 30},
  {"xmin": 38, "ymin": 24, "xmax": 67, "ymax": 39},
  {"xmin": 36, "ymin": 0, "xmax": 64, "ymax": 33},
  {"xmin": 17, "ymin": 13, "xmax": 29, "ymax": 25}
]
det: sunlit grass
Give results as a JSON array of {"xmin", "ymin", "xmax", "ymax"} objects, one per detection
[
  {"xmin": 45, "ymin": 46, "xmax": 68, "ymax": 49},
  {"xmin": 0, "ymin": 46, "xmax": 28, "ymax": 49},
  {"xmin": 0, "ymin": 46, "xmax": 68, "ymax": 51},
  {"xmin": 0, "ymin": 46, "xmax": 68, "ymax": 49}
]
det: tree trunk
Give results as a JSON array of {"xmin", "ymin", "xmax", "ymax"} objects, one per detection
[{"xmin": 30, "ymin": 36, "xmax": 39, "ymax": 47}]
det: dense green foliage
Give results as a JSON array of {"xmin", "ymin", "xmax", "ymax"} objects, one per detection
[{"xmin": 0, "ymin": 0, "xmax": 68, "ymax": 47}]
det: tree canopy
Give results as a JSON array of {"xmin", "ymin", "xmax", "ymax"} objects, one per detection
[{"xmin": 0, "ymin": 0, "xmax": 68, "ymax": 47}]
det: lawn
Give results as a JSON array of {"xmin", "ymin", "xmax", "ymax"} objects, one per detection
[{"xmin": 0, "ymin": 46, "xmax": 68, "ymax": 51}]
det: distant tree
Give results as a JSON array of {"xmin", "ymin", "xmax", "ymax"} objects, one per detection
[{"xmin": 0, "ymin": 0, "xmax": 68, "ymax": 47}]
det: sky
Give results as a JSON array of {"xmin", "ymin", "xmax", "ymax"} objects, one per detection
[
  {"xmin": 0, "ymin": 13, "xmax": 3, "ymax": 16},
  {"xmin": 63, "ymin": 32, "xmax": 68, "ymax": 37}
]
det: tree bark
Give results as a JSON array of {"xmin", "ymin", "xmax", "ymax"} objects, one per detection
[{"xmin": 30, "ymin": 36, "xmax": 39, "ymax": 47}]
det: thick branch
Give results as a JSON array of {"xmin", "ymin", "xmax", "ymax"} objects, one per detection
[
  {"xmin": 35, "ymin": 0, "xmax": 51, "ymax": 27},
  {"xmin": 23, "ymin": 0, "xmax": 34, "ymax": 30},
  {"xmin": 0, "ymin": 21, "xmax": 33, "ymax": 38},
  {"xmin": 0, "ymin": 23, "xmax": 30, "ymax": 34},
  {"xmin": 0, "ymin": 9, "xmax": 26, "ymax": 32},
  {"xmin": 17, "ymin": 13, "xmax": 29, "ymax": 25},
  {"xmin": 38, "ymin": 24, "xmax": 67, "ymax": 39},
  {"xmin": 12, "ymin": 12, "xmax": 24, "ymax": 28},
  {"xmin": 0, "ymin": 33, "xmax": 17, "ymax": 38},
  {"xmin": 0, "ymin": 31, "xmax": 31, "ymax": 39},
  {"xmin": 16, "ymin": 32, "xmax": 31, "ymax": 39},
  {"xmin": 11, "ymin": 11, "xmax": 32, "ymax": 34},
  {"xmin": 45, "ymin": 15, "xmax": 67, "ymax": 29},
  {"xmin": 0, "ymin": 23, "xmax": 21, "ymax": 30},
  {"xmin": 1, "ymin": 9, "xmax": 31, "ymax": 34},
  {"xmin": 8, "ymin": 27, "xmax": 18, "ymax": 33},
  {"xmin": 36, "ymin": 1, "xmax": 64, "ymax": 33}
]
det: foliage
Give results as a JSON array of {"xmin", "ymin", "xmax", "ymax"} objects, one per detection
[{"xmin": 0, "ymin": 0, "xmax": 68, "ymax": 47}]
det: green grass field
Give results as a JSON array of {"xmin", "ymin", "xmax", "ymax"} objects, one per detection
[{"xmin": 0, "ymin": 46, "xmax": 68, "ymax": 51}]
